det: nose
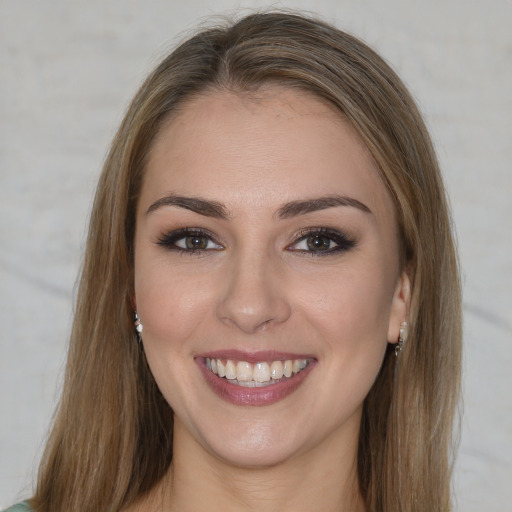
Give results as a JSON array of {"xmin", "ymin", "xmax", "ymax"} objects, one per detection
[{"xmin": 216, "ymin": 250, "xmax": 292, "ymax": 334}]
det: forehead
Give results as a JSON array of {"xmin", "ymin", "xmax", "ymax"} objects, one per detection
[{"xmin": 141, "ymin": 86, "xmax": 395, "ymax": 221}]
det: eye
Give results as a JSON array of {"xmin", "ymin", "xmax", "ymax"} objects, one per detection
[
  {"xmin": 175, "ymin": 234, "xmax": 220, "ymax": 250},
  {"xmin": 288, "ymin": 228, "xmax": 355, "ymax": 255},
  {"xmin": 156, "ymin": 228, "xmax": 223, "ymax": 253}
]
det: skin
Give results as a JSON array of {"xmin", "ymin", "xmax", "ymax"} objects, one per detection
[{"xmin": 132, "ymin": 87, "xmax": 410, "ymax": 512}]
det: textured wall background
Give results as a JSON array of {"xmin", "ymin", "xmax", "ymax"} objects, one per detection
[{"xmin": 1, "ymin": 0, "xmax": 511, "ymax": 510}]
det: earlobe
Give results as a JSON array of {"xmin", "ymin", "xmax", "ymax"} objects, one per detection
[{"xmin": 387, "ymin": 269, "xmax": 412, "ymax": 344}]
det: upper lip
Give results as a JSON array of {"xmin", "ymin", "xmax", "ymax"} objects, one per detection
[{"xmin": 195, "ymin": 349, "xmax": 316, "ymax": 363}]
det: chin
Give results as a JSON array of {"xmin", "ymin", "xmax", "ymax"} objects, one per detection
[
  {"xmin": 185, "ymin": 412, "xmax": 308, "ymax": 468},
  {"xmin": 207, "ymin": 432, "xmax": 301, "ymax": 468}
]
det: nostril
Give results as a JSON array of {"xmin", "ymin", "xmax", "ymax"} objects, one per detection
[
  {"xmin": 215, "ymin": 257, "xmax": 292, "ymax": 333},
  {"xmin": 217, "ymin": 313, "xmax": 274, "ymax": 334}
]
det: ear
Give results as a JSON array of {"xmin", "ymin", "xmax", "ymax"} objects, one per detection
[{"xmin": 387, "ymin": 269, "xmax": 411, "ymax": 344}]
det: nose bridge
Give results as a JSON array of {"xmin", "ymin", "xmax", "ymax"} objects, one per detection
[{"xmin": 216, "ymin": 242, "xmax": 291, "ymax": 333}]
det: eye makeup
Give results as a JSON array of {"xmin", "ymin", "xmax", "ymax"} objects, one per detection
[
  {"xmin": 155, "ymin": 225, "xmax": 356, "ymax": 257},
  {"xmin": 156, "ymin": 228, "xmax": 223, "ymax": 254},
  {"xmin": 287, "ymin": 227, "xmax": 356, "ymax": 256}
]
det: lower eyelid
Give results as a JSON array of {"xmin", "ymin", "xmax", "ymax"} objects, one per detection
[{"xmin": 292, "ymin": 242, "xmax": 354, "ymax": 254}]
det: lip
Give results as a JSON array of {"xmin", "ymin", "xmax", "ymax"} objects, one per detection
[{"xmin": 195, "ymin": 351, "xmax": 317, "ymax": 407}]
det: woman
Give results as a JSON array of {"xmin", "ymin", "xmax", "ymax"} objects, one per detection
[{"xmin": 6, "ymin": 11, "xmax": 462, "ymax": 512}]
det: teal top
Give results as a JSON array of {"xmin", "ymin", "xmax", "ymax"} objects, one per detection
[{"xmin": 2, "ymin": 502, "xmax": 31, "ymax": 512}]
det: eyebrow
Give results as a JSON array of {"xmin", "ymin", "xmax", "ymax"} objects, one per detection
[
  {"xmin": 276, "ymin": 195, "xmax": 372, "ymax": 218},
  {"xmin": 146, "ymin": 193, "xmax": 371, "ymax": 219},
  {"xmin": 146, "ymin": 194, "xmax": 229, "ymax": 218}
]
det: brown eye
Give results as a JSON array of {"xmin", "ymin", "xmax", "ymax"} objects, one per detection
[
  {"xmin": 288, "ymin": 228, "xmax": 356, "ymax": 256},
  {"xmin": 157, "ymin": 229, "xmax": 223, "ymax": 252},
  {"xmin": 306, "ymin": 234, "xmax": 336, "ymax": 252},
  {"xmin": 185, "ymin": 235, "xmax": 209, "ymax": 250}
]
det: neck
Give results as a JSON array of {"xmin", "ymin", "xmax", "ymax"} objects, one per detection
[{"xmin": 157, "ymin": 417, "xmax": 366, "ymax": 512}]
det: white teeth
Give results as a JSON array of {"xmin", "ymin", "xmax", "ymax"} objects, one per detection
[
  {"xmin": 225, "ymin": 360, "xmax": 236, "ymax": 380},
  {"xmin": 253, "ymin": 362, "xmax": 270, "ymax": 382},
  {"xmin": 205, "ymin": 357, "xmax": 310, "ymax": 384},
  {"xmin": 270, "ymin": 360, "xmax": 284, "ymax": 380},
  {"xmin": 236, "ymin": 361, "xmax": 253, "ymax": 381}
]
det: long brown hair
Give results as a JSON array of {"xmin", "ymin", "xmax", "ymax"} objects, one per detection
[{"xmin": 32, "ymin": 12, "xmax": 462, "ymax": 512}]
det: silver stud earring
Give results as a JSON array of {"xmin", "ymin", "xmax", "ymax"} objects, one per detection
[
  {"xmin": 395, "ymin": 321, "xmax": 408, "ymax": 357},
  {"xmin": 134, "ymin": 312, "xmax": 143, "ymax": 342}
]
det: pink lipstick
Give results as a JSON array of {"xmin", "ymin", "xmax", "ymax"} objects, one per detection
[{"xmin": 195, "ymin": 351, "xmax": 316, "ymax": 406}]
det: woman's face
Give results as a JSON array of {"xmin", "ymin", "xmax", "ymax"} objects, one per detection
[{"xmin": 134, "ymin": 87, "xmax": 409, "ymax": 468}]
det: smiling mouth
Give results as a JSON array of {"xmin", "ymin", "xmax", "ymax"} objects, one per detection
[{"xmin": 205, "ymin": 357, "xmax": 311, "ymax": 387}]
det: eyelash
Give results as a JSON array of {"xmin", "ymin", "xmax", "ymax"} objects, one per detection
[
  {"xmin": 156, "ymin": 228, "xmax": 223, "ymax": 255},
  {"xmin": 156, "ymin": 227, "xmax": 356, "ymax": 256},
  {"xmin": 287, "ymin": 227, "xmax": 356, "ymax": 256}
]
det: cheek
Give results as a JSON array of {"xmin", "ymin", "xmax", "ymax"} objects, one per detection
[
  {"xmin": 298, "ymin": 263, "xmax": 394, "ymax": 343},
  {"xmin": 136, "ymin": 265, "xmax": 214, "ymax": 349},
  {"xmin": 295, "ymin": 260, "xmax": 395, "ymax": 400},
  {"xmin": 298, "ymin": 268, "xmax": 393, "ymax": 414},
  {"xmin": 134, "ymin": 263, "xmax": 217, "ymax": 411}
]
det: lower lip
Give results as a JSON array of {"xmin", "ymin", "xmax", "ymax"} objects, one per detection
[{"xmin": 196, "ymin": 358, "xmax": 316, "ymax": 406}]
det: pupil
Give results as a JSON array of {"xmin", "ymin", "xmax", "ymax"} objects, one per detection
[
  {"xmin": 307, "ymin": 235, "xmax": 330, "ymax": 251},
  {"xmin": 186, "ymin": 236, "xmax": 207, "ymax": 250}
]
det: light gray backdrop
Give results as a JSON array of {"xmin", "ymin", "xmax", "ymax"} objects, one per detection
[{"xmin": 1, "ymin": 1, "xmax": 511, "ymax": 510}]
